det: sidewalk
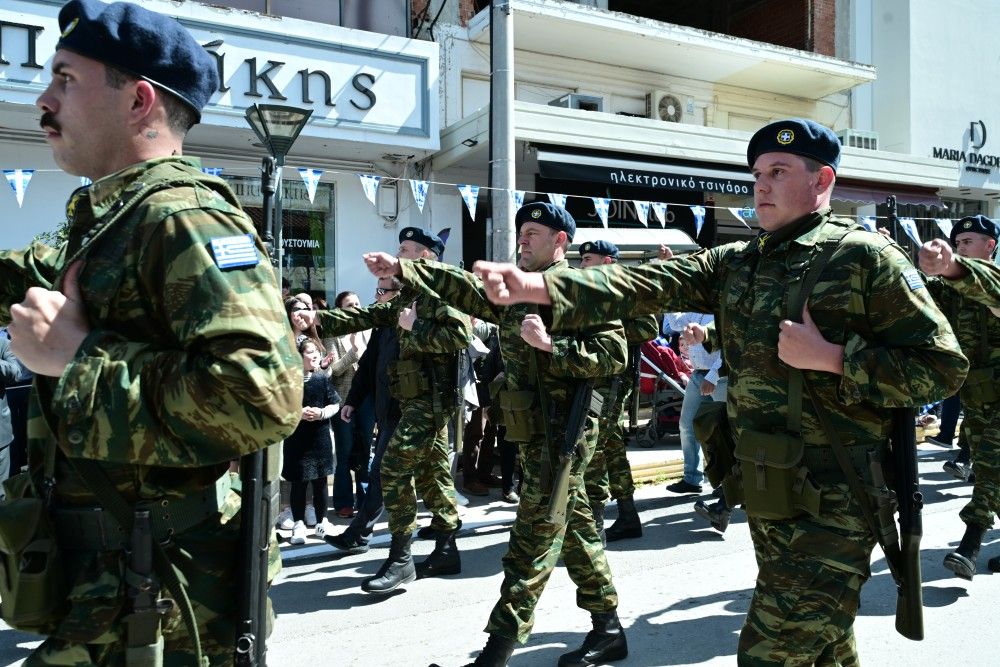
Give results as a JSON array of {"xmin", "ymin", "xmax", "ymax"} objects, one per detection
[{"xmin": 279, "ymin": 431, "xmax": 685, "ymax": 562}]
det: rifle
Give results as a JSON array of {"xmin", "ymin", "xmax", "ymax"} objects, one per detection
[
  {"xmin": 891, "ymin": 406, "xmax": 924, "ymax": 640},
  {"xmin": 627, "ymin": 344, "xmax": 641, "ymax": 434},
  {"xmin": 546, "ymin": 380, "xmax": 596, "ymax": 525},
  {"xmin": 455, "ymin": 349, "xmax": 464, "ymax": 456},
  {"xmin": 235, "ymin": 155, "xmax": 282, "ymax": 666}
]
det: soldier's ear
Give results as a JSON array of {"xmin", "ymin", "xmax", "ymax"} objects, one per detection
[{"xmin": 815, "ymin": 165, "xmax": 836, "ymax": 192}]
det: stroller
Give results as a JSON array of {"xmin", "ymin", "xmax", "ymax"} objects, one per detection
[{"xmin": 634, "ymin": 339, "xmax": 687, "ymax": 448}]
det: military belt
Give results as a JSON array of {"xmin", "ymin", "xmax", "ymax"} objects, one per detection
[
  {"xmin": 52, "ymin": 474, "xmax": 232, "ymax": 551},
  {"xmin": 802, "ymin": 444, "xmax": 872, "ymax": 484}
]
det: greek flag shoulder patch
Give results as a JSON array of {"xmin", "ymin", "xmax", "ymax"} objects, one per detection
[
  {"xmin": 902, "ymin": 267, "xmax": 925, "ymax": 291},
  {"xmin": 210, "ymin": 234, "xmax": 259, "ymax": 269}
]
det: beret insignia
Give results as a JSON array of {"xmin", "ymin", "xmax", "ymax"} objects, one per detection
[
  {"xmin": 530, "ymin": 208, "xmax": 542, "ymax": 219},
  {"xmin": 777, "ymin": 129, "xmax": 795, "ymax": 145}
]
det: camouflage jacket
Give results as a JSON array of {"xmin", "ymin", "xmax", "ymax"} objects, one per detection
[
  {"xmin": 399, "ymin": 258, "xmax": 627, "ymax": 437},
  {"xmin": 317, "ymin": 288, "xmax": 472, "ymax": 399},
  {"xmin": 595, "ymin": 314, "xmax": 658, "ymax": 398},
  {"xmin": 545, "ymin": 210, "xmax": 968, "ymax": 451},
  {"xmin": 0, "ymin": 157, "xmax": 302, "ymax": 506},
  {"xmin": 926, "ymin": 255, "xmax": 1000, "ymax": 403}
]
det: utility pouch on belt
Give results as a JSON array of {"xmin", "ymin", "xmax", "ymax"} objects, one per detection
[
  {"xmin": 498, "ymin": 390, "xmax": 541, "ymax": 443},
  {"xmin": 692, "ymin": 400, "xmax": 744, "ymax": 507},
  {"xmin": 0, "ymin": 472, "xmax": 68, "ymax": 633},
  {"xmin": 389, "ymin": 359, "xmax": 430, "ymax": 399},
  {"xmin": 960, "ymin": 367, "xmax": 998, "ymax": 404},
  {"xmin": 734, "ymin": 429, "xmax": 821, "ymax": 519}
]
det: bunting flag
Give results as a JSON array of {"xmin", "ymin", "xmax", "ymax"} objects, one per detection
[
  {"xmin": 935, "ymin": 218, "xmax": 953, "ymax": 238},
  {"xmin": 4, "ymin": 169, "xmax": 34, "ymax": 208},
  {"xmin": 298, "ymin": 168, "xmax": 323, "ymax": 203},
  {"xmin": 728, "ymin": 208, "xmax": 752, "ymax": 229},
  {"xmin": 899, "ymin": 218, "xmax": 922, "ymax": 246},
  {"xmin": 651, "ymin": 202, "xmax": 667, "ymax": 227},
  {"xmin": 438, "ymin": 227, "xmax": 451, "ymax": 247},
  {"xmin": 512, "ymin": 189, "xmax": 525, "ymax": 210},
  {"xmin": 457, "ymin": 184, "xmax": 480, "ymax": 219},
  {"xmin": 80, "ymin": 177, "xmax": 92, "ymax": 188},
  {"xmin": 690, "ymin": 205, "xmax": 706, "ymax": 238},
  {"xmin": 358, "ymin": 174, "xmax": 381, "ymax": 206},
  {"xmin": 859, "ymin": 216, "xmax": 876, "ymax": 232},
  {"xmin": 201, "ymin": 167, "xmax": 224, "ymax": 177},
  {"xmin": 547, "ymin": 193, "xmax": 567, "ymax": 209},
  {"xmin": 410, "ymin": 179, "xmax": 430, "ymax": 213},
  {"xmin": 632, "ymin": 200, "xmax": 650, "ymax": 227},
  {"xmin": 592, "ymin": 197, "xmax": 610, "ymax": 228}
]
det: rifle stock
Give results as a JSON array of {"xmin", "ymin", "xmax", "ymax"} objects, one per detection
[
  {"xmin": 545, "ymin": 381, "xmax": 594, "ymax": 525},
  {"xmin": 892, "ymin": 406, "xmax": 924, "ymax": 641},
  {"xmin": 628, "ymin": 344, "xmax": 640, "ymax": 433}
]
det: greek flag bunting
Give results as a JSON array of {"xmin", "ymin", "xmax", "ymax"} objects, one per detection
[
  {"xmin": 632, "ymin": 200, "xmax": 650, "ymax": 227},
  {"xmin": 690, "ymin": 205, "xmax": 706, "ymax": 237},
  {"xmin": 592, "ymin": 197, "xmax": 610, "ymax": 228},
  {"xmin": 651, "ymin": 202, "xmax": 667, "ymax": 227},
  {"xmin": 458, "ymin": 184, "xmax": 480, "ymax": 218},
  {"xmin": 201, "ymin": 167, "xmax": 225, "ymax": 177},
  {"xmin": 728, "ymin": 208, "xmax": 752, "ymax": 229},
  {"xmin": 3, "ymin": 169, "xmax": 33, "ymax": 208},
  {"xmin": 358, "ymin": 174, "xmax": 381, "ymax": 206},
  {"xmin": 860, "ymin": 216, "xmax": 876, "ymax": 232},
  {"xmin": 298, "ymin": 168, "xmax": 323, "ymax": 203},
  {"xmin": 410, "ymin": 179, "xmax": 430, "ymax": 213},
  {"xmin": 935, "ymin": 218, "xmax": 953, "ymax": 238},
  {"xmin": 899, "ymin": 217, "xmax": 922, "ymax": 246},
  {"xmin": 547, "ymin": 193, "xmax": 567, "ymax": 210},
  {"xmin": 512, "ymin": 189, "xmax": 526, "ymax": 210}
]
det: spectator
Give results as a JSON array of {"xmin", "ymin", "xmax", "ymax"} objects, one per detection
[
  {"xmin": 0, "ymin": 331, "xmax": 19, "ymax": 498},
  {"xmin": 460, "ymin": 319, "xmax": 500, "ymax": 496}
]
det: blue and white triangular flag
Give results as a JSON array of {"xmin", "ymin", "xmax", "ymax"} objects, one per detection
[
  {"xmin": 860, "ymin": 216, "xmax": 876, "ymax": 232},
  {"xmin": 633, "ymin": 201, "xmax": 650, "ymax": 227},
  {"xmin": 690, "ymin": 205, "xmax": 706, "ymax": 238},
  {"xmin": 358, "ymin": 174, "xmax": 381, "ymax": 206},
  {"xmin": 935, "ymin": 218, "xmax": 953, "ymax": 238},
  {"xmin": 201, "ymin": 167, "xmax": 225, "ymax": 177},
  {"xmin": 728, "ymin": 208, "xmax": 752, "ymax": 229},
  {"xmin": 410, "ymin": 179, "xmax": 430, "ymax": 213},
  {"xmin": 80, "ymin": 177, "xmax": 92, "ymax": 188},
  {"xmin": 298, "ymin": 168, "xmax": 323, "ymax": 204},
  {"xmin": 458, "ymin": 184, "xmax": 481, "ymax": 219},
  {"xmin": 651, "ymin": 202, "xmax": 667, "ymax": 227},
  {"xmin": 3, "ymin": 169, "xmax": 33, "ymax": 208},
  {"xmin": 547, "ymin": 193, "xmax": 567, "ymax": 210},
  {"xmin": 512, "ymin": 190, "xmax": 526, "ymax": 210},
  {"xmin": 592, "ymin": 197, "xmax": 610, "ymax": 228},
  {"xmin": 899, "ymin": 218, "xmax": 922, "ymax": 246}
]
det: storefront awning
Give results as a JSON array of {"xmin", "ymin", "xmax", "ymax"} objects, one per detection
[
  {"xmin": 536, "ymin": 148, "xmax": 754, "ymax": 197},
  {"xmin": 573, "ymin": 227, "xmax": 699, "ymax": 259},
  {"xmin": 832, "ymin": 182, "xmax": 942, "ymax": 208}
]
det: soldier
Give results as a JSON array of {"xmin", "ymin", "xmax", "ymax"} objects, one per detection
[
  {"xmin": 365, "ymin": 203, "xmax": 628, "ymax": 667},
  {"xmin": 471, "ymin": 119, "xmax": 968, "ymax": 664},
  {"xmin": 919, "ymin": 216, "xmax": 1000, "ymax": 578},
  {"xmin": 0, "ymin": 1, "xmax": 301, "ymax": 664},
  {"xmin": 296, "ymin": 228, "xmax": 471, "ymax": 594},
  {"xmin": 577, "ymin": 241, "xmax": 658, "ymax": 542}
]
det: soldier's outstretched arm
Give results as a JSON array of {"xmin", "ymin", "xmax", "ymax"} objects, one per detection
[
  {"xmin": 51, "ymin": 209, "xmax": 303, "ymax": 467},
  {"xmin": 938, "ymin": 255, "xmax": 1000, "ymax": 309},
  {"xmin": 407, "ymin": 298, "xmax": 473, "ymax": 354},
  {"xmin": 0, "ymin": 242, "xmax": 65, "ymax": 321},
  {"xmin": 317, "ymin": 300, "xmax": 398, "ymax": 337},
  {"xmin": 400, "ymin": 257, "xmax": 501, "ymax": 323},
  {"xmin": 549, "ymin": 320, "xmax": 628, "ymax": 379}
]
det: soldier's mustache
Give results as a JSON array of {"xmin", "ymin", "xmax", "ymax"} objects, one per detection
[{"xmin": 40, "ymin": 113, "xmax": 61, "ymax": 133}]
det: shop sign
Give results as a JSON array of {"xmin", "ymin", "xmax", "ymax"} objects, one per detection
[{"xmin": 932, "ymin": 120, "xmax": 1000, "ymax": 175}]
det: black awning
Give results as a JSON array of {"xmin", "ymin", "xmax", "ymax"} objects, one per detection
[
  {"xmin": 536, "ymin": 148, "xmax": 754, "ymax": 198},
  {"xmin": 832, "ymin": 182, "xmax": 942, "ymax": 207}
]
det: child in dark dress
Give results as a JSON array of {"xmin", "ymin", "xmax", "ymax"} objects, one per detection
[{"xmin": 283, "ymin": 339, "xmax": 341, "ymax": 543}]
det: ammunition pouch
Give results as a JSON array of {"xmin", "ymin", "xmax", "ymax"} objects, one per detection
[
  {"xmin": 692, "ymin": 401, "xmax": 744, "ymax": 506},
  {"xmin": 960, "ymin": 367, "xmax": 998, "ymax": 405},
  {"xmin": 497, "ymin": 390, "xmax": 542, "ymax": 443},
  {"xmin": 389, "ymin": 359, "xmax": 431, "ymax": 400},
  {"xmin": 734, "ymin": 430, "xmax": 821, "ymax": 520},
  {"xmin": 0, "ymin": 472, "xmax": 69, "ymax": 633}
]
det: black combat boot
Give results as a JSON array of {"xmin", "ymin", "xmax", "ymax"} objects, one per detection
[
  {"xmin": 361, "ymin": 532, "xmax": 415, "ymax": 593},
  {"xmin": 558, "ymin": 611, "xmax": 629, "ymax": 667},
  {"xmin": 453, "ymin": 634, "xmax": 516, "ymax": 667},
  {"xmin": 694, "ymin": 499, "xmax": 732, "ymax": 533},
  {"xmin": 417, "ymin": 518, "xmax": 463, "ymax": 540},
  {"xmin": 605, "ymin": 496, "xmax": 642, "ymax": 542},
  {"xmin": 325, "ymin": 530, "xmax": 369, "ymax": 555},
  {"xmin": 943, "ymin": 523, "xmax": 989, "ymax": 580},
  {"xmin": 415, "ymin": 529, "xmax": 461, "ymax": 579}
]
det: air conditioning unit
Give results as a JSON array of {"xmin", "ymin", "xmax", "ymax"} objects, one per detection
[
  {"xmin": 548, "ymin": 93, "xmax": 604, "ymax": 112},
  {"xmin": 646, "ymin": 90, "xmax": 683, "ymax": 122},
  {"xmin": 836, "ymin": 129, "xmax": 879, "ymax": 151}
]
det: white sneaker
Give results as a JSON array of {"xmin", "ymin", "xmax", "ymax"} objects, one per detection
[
  {"xmin": 455, "ymin": 490, "xmax": 470, "ymax": 507},
  {"xmin": 304, "ymin": 504, "xmax": 317, "ymax": 527},
  {"xmin": 315, "ymin": 518, "xmax": 335, "ymax": 539},
  {"xmin": 276, "ymin": 507, "xmax": 294, "ymax": 531},
  {"xmin": 290, "ymin": 520, "xmax": 307, "ymax": 545}
]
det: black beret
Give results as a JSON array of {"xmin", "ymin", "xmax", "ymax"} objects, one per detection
[
  {"xmin": 56, "ymin": 0, "xmax": 218, "ymax": 119},
  {"xmin": 951, "ymin": 215, "xmax": 1000, "ymax": 244},
  {"xmin": 399, "ymin": 226, "xmax": 445, "ymax": 257},
  {"xmin": 515, "ymin": 202, "xmax": 576, "ymax": 242},
  {"xmin": 747, "ymin": 118, "xmax": 841, "ymax": 172},
  {"xmin": 579, "ymin": 240, "xmax": 619, "ymax": 259}
]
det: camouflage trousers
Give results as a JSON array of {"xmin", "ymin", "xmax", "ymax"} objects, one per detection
[
  {"xmin": 486, "ymin": 416, "xmax": 618, "ymax": 643},
  {"xmin": 958, "ymin": 402, "xmax": 1000, "ymax": 528},
  {"xmin": 584, "ymin": 384, "xmax": 635, "ymax": 505},
  {"xmin": 381, "ymin": 396, "xmax": 460, "ymax": 535},
  {"xmin": 738, "ymin": 490, "xmax": 875, "ymax": 667},
  {"xmin": 24, "ymin": 478, "xmax": 281, "ymax": 666}
]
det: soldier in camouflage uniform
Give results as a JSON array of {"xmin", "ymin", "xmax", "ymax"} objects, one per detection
[
  {"xmin": 578, "ymin": 241, "xmax": 658, "ymax": 543},
  {"xmin": 365, "ymin": 203, "xmax": 628, "ymax": 667},
  {"xmin": 0, "ymin": 2, "xmax": 301, "ymax": 664},
  {"xmin": 298, "ymin": 227, "xmax": 471, "ymax": 594},
  {"xmin": 472, "ymin": 119, "xmax": 968, "ymax": 666},
  {"xmin": 919, "ymin": 216, "xmax": 1000, "ymax": 578}
]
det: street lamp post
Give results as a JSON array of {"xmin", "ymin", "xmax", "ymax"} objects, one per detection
[{"xmin": 244, "ymin": 103, "xmax": 313, "ymax": 284}]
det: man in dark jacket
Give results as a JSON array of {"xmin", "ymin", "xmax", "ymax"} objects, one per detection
[
  {"xmin": 0, "ymin": 332, "xmax": 20, "ymax": 498},
  {"xmin": 325, "ymin": 276, "xmax": 402, "ymax": 554}
]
